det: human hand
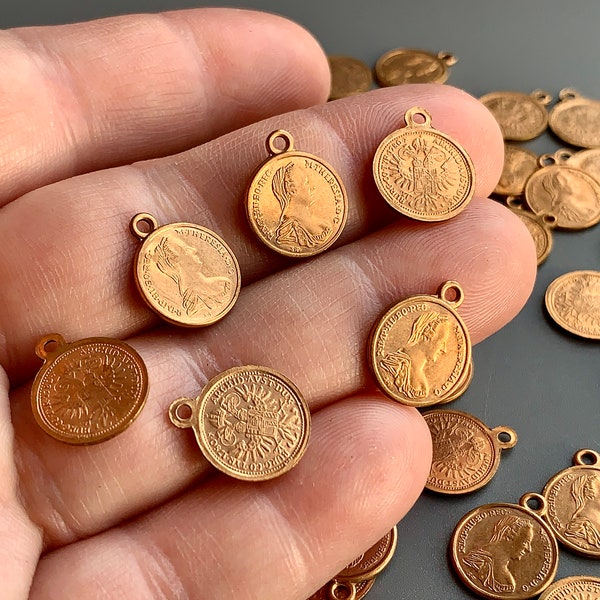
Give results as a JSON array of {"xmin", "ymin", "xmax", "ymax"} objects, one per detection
[{"xmin": 0, "ymin": 8, "xmax": 536, "ymax": 599}]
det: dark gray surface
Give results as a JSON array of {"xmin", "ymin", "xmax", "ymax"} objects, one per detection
[{"xmin": 3, "ymin": 1, "xmax": 600, "ymax": 598}]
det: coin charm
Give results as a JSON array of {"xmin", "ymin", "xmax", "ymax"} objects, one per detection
[
  {"xmin": 424, "ymin": 409, "xmax": 517, "ymax": 494},
  {"xmin": 31, "ymin": 334, "xmax": 149, "ymax": 444},
  {"xmin": 494, "ymin": 145, "xmax": 539, "ymax": 198},
  {"xmin": 549, "ymin": 88, "xmax": 600, "ymax": 148},
  {"xmin": 479, "ymin": 90, "xmax": 552, "ymax": 141},
  {"xmin": 545, "ymin": 270, "xmax": 600, "ymax": 339},
  {"xmin": 169, "ymin": 365, "xmax": 311, "ymax": 481},
  {"xmin": 328, "ymin": 55, "xmax": 373, "ymax": 100},
  {"xmin": 524, "ymin": 152, "xmax": 600, "ymax": 230},
  {"xmin": 374, "ymin": 48, "xmax": 457, "ymax": 86},
  {"xmin": 130, "ymin": 213, "xmax": 241, "ymax": 327},
  {"xmin": 541, "ymin": 449, "xmax": 600, "ymax": 558},
  {"xmin": 307, "ymin": 578, "xmax": 376, "ymax": 600},
  {"xmin": 450, "ymin": 494, "xmax": 560, "ymax": 599},
  {"xmin": 538, "ymin": 576, "xmax": 600, "ymax": 599},
  {"xmin": 566, "ymin": 147, "xmax": 600, "ymax": 184},
  {"xmin": 368, "ymin": 281, "xmax": 472, "ymax": 407},
  {"xmin": 246, "ymin": 130, "xmax": 348, "ymax": 257},
  {"xmin": 372, "ymin": 107, "xmax": 475, "ymax": 221}
]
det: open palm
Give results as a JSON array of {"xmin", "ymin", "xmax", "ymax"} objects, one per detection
[{"xmin": 0, "ymin": 8, "xmax": 536, "ymax": 599}]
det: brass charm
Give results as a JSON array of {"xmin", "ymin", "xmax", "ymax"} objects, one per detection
[
  {"xmin": 494, "ymin": 144, "xmax": 539, "ymax": 198},
  {"xmin": 566, "ymin": 147, "xmax": 600, "ymax": 184},
  {"xmin": 479, "ymin": 90, "xmax": 552, "ymax": 141},
  {"xmin": 374, "ymin": 48, "xmax": 457, "ymax": 86},
  {"xmin": 545, "ymin": 270, "xmax": 600, "ymax": 339},
  {"xmin": 524, "ymin": 151, "xmax": 600, "ymax": 230},
  {"xmin": 538, "ymin": 576, "xmax": 600, "ymax": 599},
  {"xmin": 169, "ymin": 365, "xmax": 311, "ymax": 481},
  {"xmin": 130, "ymin": 213, "xmax": 241, "ymax": 327},
  {"xmin": 450, "ymin": 494, "xmax": 559, "ymax": 599},
  {"xmin": 549, "ymin": 88, "xmax": 600, "ymax": 148},
  {"xmin": 31, "ymin": 334, "xmax": 148, "ymax": 444},
  {"xmin": 372, "ymin": 107, "xmax": 476, "ymax": 221},
  {"xmin": 368, "ymin": 281, "xmax": 472, "ymax": 407},
  {"xmin": 246, "ymin": 130, "xmax": 348, "ymax": 257},
  {"xmin": 541, "ymin": 449, "xmax": 600, "ymax": 558},
  {"xmin": 423, "ymin": 409, "xmax": 517, "ymax": 494},
  {"xmin": 307, "ymin": 578, "xmax": 376, "ymax": 600},
  {"xmin": 328, "ymin": 55, "xmax": 373, "ymax": 100}
]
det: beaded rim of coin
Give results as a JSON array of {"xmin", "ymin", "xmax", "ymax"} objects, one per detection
[
  {"xmin": 372, "ymin": 107, "xmax": 476, "ymax": 221},
  {"xmin": 169, "ymin": 365, "xmax": 311, "ymax": 481},
  {"xmin": 374, "ymin": 48, "xmax": 457, "ymax": 86},
  {"xmin": 130, "ymin": 213, "xmax": 241, "ymax": 327},
  {"xmin": 549, "ymin": 88, "xmax": 600, "ymax": 148},
  {"xmin": 31, "ymin": 334, "xmax": 149, "ymax": 444},
  {"xmin": 245, "ymin": 129, "xmax": 348, "ymax": 258},
  {"xmin": 327, "ymin": 55, "xmax": 373, "ymax": 100},
  {"xmin": 423, "ymin": 409, "xmax": 517, "ymax": 494},
  {"xmin": 537, "ymin": 575, "xmax": 600, "ymax": 600}
]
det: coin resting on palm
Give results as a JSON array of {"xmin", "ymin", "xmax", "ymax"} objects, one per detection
[
  {"xmin": 31, "ymin": 334, "xmax": 148, "ymax": 444},
  {"xmin": 169, "ymin": 365, "xmax": 311, "ymax": 481}
]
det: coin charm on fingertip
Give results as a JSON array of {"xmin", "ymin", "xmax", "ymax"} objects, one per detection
[
  {"xmin": 130, "ymin": 213, "xmax": 241, "ymax": 327},
  {"xmin": 169, "ymin": 365, "xmax": 311, "ymax": 481},
  {"xmin": 246, "ymin": 130, "xmax": 348, "ymax": 257},
  {"xmin": 31, "ymin": 334, "xmax": 149, "ymax": 444},
  {"xmin": 372, "ymin": 107, "xmax": 475, "ymax": 221}
]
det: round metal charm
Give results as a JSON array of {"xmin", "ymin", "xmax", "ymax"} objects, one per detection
[
  {"xmin": 423, "ymin": 409, "xmax": 517, "ymax": 494},
  {"xmin": 549, "ymin": 88, "xmax": 600, "ymax": 148},
  {"xmin": 374, "ymin": 48, "xmax": 457, "ymax": 86},
  {"xmin": 541, "ymin": 449, "xmax": 600, "ymax": 558},
  {"xmin": 372, "ymin": 107, "xmax": 475, "ymax": 221},
  {"xmin": 308, "ymin": 577, "xmax": 376, "ymax": 600},
  {"xmin": 450, "ymin": 494, "xmax": 560, "ymax": 599},
  {"xmin": 31, "ymin": 334, "xmax": 149, "ymax": 444},
  {"xmin": 169, "ymin": 365, "xmax": 311, "ymax": 481},
  {"xmin": 246, "ymin": 130, "xmax": 348, "ymax": 257},
  {"xmin": 545, "ymin": 270, "xmax": 600, "ymax": 340},
  {"xmin": 130, "ymin": 213, "xmax": 241, "ymax": 327},
  {"xmin": 479, "ymin": 90, "xmax": 552, "ymax": 141},
  {"xmin": 494, "ymin": 144, "xmax": 539, "ymax": 198},
  {"xmin": 368, "ymin": 281, "xmax": 472, "ymax": 407},
  {"xmin": 328, "ymin": 55, "xmax": 373, "ymax": 100},
  {"xmin": 566, "ymin": 146, "xmax": 600, "ymax": 184},
  {"xmin": 538, "ymin": 576, "xmax": 600, "ymax": 600}
]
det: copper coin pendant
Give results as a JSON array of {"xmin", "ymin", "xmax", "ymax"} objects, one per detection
[
  {"xmin": 368, "ymin": 281, "xmax": 472, "ymax": 407},
  {"xmin": 549, "ymin": 88, "xmax": 600, "ymax": 148},
  {"xmin": 308, "ymin": 577, "xmax": 376, "ymax": 600},
  {"xmin": 541, "ymin": 449, "xmax": 600, "ymax": 558},
  {"xmin": 567, "ymin": 147, "xmax": 600, "ymax": 184},
  {"xmin": 31, "ymin": 334, "xmax": 148, "ymax": 444},
  {"xmin": 479, "ymin": 90, "xmax": 551, "ymax": 141},
  {"xmin": 494, "ymin": 144, "xmax": 539, "ymax": 198},
  {"xmin": 374, "ymin": 48, "xmax": 457, "ymax": 86},
  {"xmin": 372, "ymin": 107, "xmax": 475, "ymax": 221},
  {"xmin": 246, "ymin": 130, "xmax": 348, "ymax": 257},
  {"xmin": 538, "ymin": 576, "xmax": 600, "ymax": 600},
  {"xmin": 130, "ymin": 213, "xmax": 241, "ymax": 327},
  {"xmin": 545, "ymin": 270, "xmax": 600, "ymax": 340},
  {"xmin": 424, "ymin": 409, "xmax": 517, "ymax": 494},
  {"xmin": 328, "ymin": 55, "xmax": 373, "ymax": 100},
  {"xmin": 169, "ymin": 365, "xmax": 311, "ymax": 481},
  {"xmin": 450, "ymin": 495, "xmax": 559, "ymax": 599}
]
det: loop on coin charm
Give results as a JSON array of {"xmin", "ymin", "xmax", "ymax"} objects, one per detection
[
  {"xmin": 130, "ymin": 212, "xmax": 158, "ymax": 240},
  {"xmin": 168, "ymin": 397, "xmax": 196, "ymax": 429},
  {"xmin": 35, "ymin": 333, "xmax": 67, "ymax": 359},
  {"xmin": 328, "ymin": 581, "xmax": 356, "ymax": 600},
  {"xmin": 573, "ymin": 448, "xmax": 600, "ymax": 466}
]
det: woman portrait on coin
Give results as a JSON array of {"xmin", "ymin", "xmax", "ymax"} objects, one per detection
[{"xmin": 563, "ymin": 473, "xmax": 600, "ymax": 549}]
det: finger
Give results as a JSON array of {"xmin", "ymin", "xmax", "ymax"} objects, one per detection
[
  {"xmin": 0, "ymin": 84, "xmax": 504, "ymax": 382},
  {"xmin": 0, "ymin": 8, "xmax": 329, "ymax": 205},
  {"xmin": 29, "ymin": 397, "xmax": 431, "ymax": 600},
  {"xmin": 13, "ymin": 199, "xmax": 536, "ymax": 549}
]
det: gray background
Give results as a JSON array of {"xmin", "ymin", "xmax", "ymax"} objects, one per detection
[{"xmin": 3, "ymin": 1, "xmax": 600, "ymax": 598}]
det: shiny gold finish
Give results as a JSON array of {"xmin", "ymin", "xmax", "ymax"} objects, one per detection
[
  {"xmin": 130, "ymin": 213, "xmax": 241, "ymax": 327},
  {"xmin": 424, "ymin": 409, "xmax": 517, "ymax": 494},
  {"xmin": 566, "ymin": 147, "xmax": 600, "ymax": 184},
  {"xmin": 538, "ymin": 576, "xmax": 600, "ymax": 599},
  {"xmin": 169, "ymin": 365, "xmax": 311, "ymax": 481},
  {"xmin": 450, "ymin": 494, "xmax": 559, "ymax": 599},
  {"xmin": 479, "ymin": 90, "xmax": 551, "ymax": 141},
  {"xmin": 372, "ymin": 107, "xmax": 475, "ymax": 221},
  {"xmin": 524, "ymin": 152, "xmax": 600, "ymax": 230},
  {"xmin": 545, "ymin": 271, "xmax": 600, "ymax": 339},
  {"xmin": 368, "ymin": 281, "xmax": 472, "ymax": 407},
  {"xmin": 549, "ymin": 88, "xmax": 600, "ymax": 148},
  {"xmin": 494, "ymin": 144, "xmax": 539, "ymax": 197},
  {"xmin": 308, "ymin": 578, "xmax": 376, "ymax": 600},
  {"xmin": 246, "ymin": 130, "xmax": 348, "ymax": 257},
  {"xmin": 31, "ymin": 334, "xmax": 148, "ymax": 444},
  {"xmin": 328, "ymin": 55, "xmax": 373, "ymax": 100},
  {"xmin": 335, "ymin": 527, "xmax": 397, "ymax": 583},
  {"xmin": 374, "ymin": 48, "xmax": 457, "ymax": 86},
  {"xmin": 541, "ymin": 449, "xmax": 600, "ymax": 558}
]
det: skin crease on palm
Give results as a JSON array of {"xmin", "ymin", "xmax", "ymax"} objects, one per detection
[{"xmin": 0, "ymin": 7, "xmax": 537, "ymax": 600}]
